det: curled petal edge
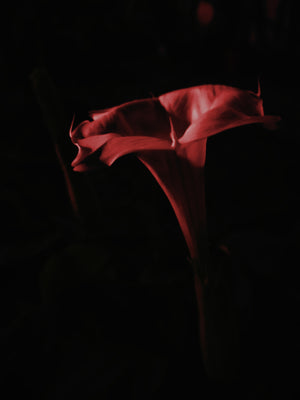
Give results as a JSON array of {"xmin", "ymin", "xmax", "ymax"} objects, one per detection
[{"xmin": 71, "ymin": 134, "xmax": 172, "ymax": 170}]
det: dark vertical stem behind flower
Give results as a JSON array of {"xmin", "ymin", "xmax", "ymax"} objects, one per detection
[
  {"xmin": 31, "ymin": 67, "xmax": 80, "ymax": 218},
  {"xmin": 31, "ymin": 67, "xmax": 101, "ymax": 221}
]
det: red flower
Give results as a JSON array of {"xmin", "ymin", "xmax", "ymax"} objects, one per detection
[{"xmin": 70, "ymin": 84, "xmax": 280, "ymax": 261}]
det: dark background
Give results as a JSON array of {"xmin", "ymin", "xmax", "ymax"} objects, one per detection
[{"xmin": 1, "ymin": 1, "xmax": 300, "ymax": 398}]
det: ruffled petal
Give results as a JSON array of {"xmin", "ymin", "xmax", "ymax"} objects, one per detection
[
  {"xmin": 179, "ymin": 107, "xmax": 281, "ymax": 144},
  {"xmin": 96, "ymin": 136, "xmax": 172, "ymax": 166},
  {"xmin": 71, "ymin": 133, "xmax": 172, "ymax": 171},
  {"xmin": 71, "ymin": 133, "xmax": 119, "ymax": 168},
  {"xmin": 84, "ymin": 98, "xmax": 171, "ymax": 140},
  {"xmin": 158, "ymin": 84, "xmax": 267, "ymax": 139}
]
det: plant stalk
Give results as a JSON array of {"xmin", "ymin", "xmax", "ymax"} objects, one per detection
[{"xmin": 192, "ymin": 251, "xmax": 241, "ymax": 383}]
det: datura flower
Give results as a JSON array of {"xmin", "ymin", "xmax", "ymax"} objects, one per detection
[{"xmin": 70, "ymin": 84, "xmax": 280, "ymax": 264}]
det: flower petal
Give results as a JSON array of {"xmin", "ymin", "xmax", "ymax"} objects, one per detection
[
  {"xmin": 84, "ymin": 98, "xmax": 171, "ymax": 140},
  {"xmin": 71, "ymin": 133, "xmax": 119, "ymax": 168},
  {"xmin": 159, "ymin": 84, "xmax": 267, "ymax": 139},
  {"xmin": 71, "ymin": 134, "xmax": 172, "ymax": 171},
  {"xmin": 97, "ymin": 136, "xmax": 172, "ymax": 166},
  {"xmin": 179, "ymin": 107, "xmax": 281, "ymax": 144}
]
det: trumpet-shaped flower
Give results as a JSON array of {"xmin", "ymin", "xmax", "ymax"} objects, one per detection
[{"xmin": 70, "ymin": 84, "xmax": 280, "ymax": 264}]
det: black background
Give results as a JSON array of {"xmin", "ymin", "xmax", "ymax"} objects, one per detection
[{"xmin": 1, "ymin": 1, "xmax": 300, "ymax": 398}]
